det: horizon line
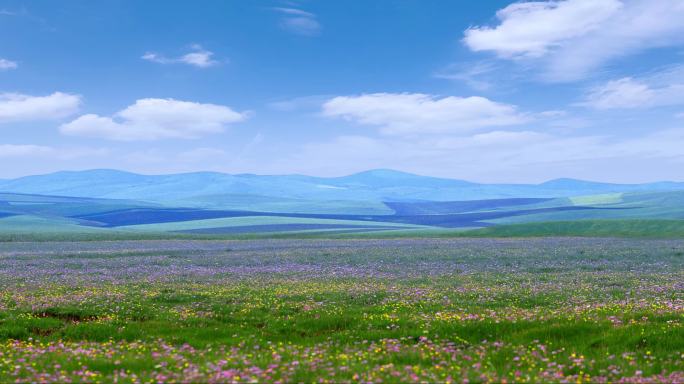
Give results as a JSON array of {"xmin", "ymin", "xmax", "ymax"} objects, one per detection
[{"xmin": 1, "ymin": 168, "xmax": 683, "ymax": 186}]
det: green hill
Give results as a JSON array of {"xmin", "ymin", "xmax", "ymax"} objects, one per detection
[{"xmin": 1, "ymin": 188, "xmax": 684, "ymax": 240}]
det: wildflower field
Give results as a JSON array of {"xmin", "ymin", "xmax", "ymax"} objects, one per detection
[{"xmin": 0, "ymin": 238, "xmax": 682, "ymax": 383}]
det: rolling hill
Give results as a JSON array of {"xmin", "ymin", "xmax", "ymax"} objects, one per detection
[{"xmin": 0, "ymin": 170, "xmax": 683, "ymax": 238}]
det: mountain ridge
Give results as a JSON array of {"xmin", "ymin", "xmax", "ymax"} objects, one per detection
[
  {"xmin": 1, "ymin": 169, "xmax": 683, "ymax": 204},
  {"xmin": 5, "ymin": 168, "xmax": 682, "ymax": 185}
]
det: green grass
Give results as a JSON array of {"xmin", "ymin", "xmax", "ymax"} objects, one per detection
[
  {"xmin": 119, "ymin": 215, "xmax": 424, "ymax": 232},
  {"xmin": 0, "ymin": 238, "xmax": 682, "ymax": 382},
  {"xmin": 490, "ymin": 191, "xmax": 684, "ymax": 224},
  {"xmin": 464, "ymin": 219, "xmax": 684, "ymax": 238},
  {"xmin": 168, "ymin": 194, "xmax": 395, "ymax": 215},
  {"xmin": 1, "ymin": 206, "xmax": 683, "ymax": 243},
  {"xmin": 569, "ymin": 193, "xmax": 623, "ymax": 205},
  {"xmin": 0, "ymin": 215, "xmax": 105, "ymax": 233}
]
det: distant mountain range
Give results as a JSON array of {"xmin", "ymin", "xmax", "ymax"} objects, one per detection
[
  {"xmin": 1, "ymin": 169, "xmax": 683, "ymax": 204},
  {"xmin": 1, "ymin": 169, "xmax": 684, "ymax": 237}
]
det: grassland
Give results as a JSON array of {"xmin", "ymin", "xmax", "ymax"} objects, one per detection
[
  {"xmin": 0, "ymin": 238, "xmax": 682, "ymax": 382},
  {"xmin": 1, "ymin": 218, "xmax": 682, "ymax": 242},
  {"xmin": 464, "ymin": 219, "xmax": 684, "ymax": 239}
]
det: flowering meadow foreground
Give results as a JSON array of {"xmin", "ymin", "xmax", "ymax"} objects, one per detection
[{"xmin": 0, "ymin": 238, "xmax": 682, "ymax": 383}]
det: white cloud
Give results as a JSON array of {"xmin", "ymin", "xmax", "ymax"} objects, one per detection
[
  {"xmin": 142, "ymin": 45, "xmax": 220, "ymax": 68},
  {"xmin": 119, "ymin": 147, "xmax": 231, "ymax": 168},
  {"xmin": 0, "ymin": 144, "xmax": 53, "ymax": 157},
  {"xmin": 0, "ymin": 144, "xmax": 108, "ymax": 159},
  {"xmin": 580, "ymin": 65, "xmax": 684, "ymax": 109},
  {"xmin": 269, "ymin": 95, "xmax": 332, "ymax": 112},
  {"xmin": 118, "ymin": 141, "xmax": 264, "ymax": 173},
  {"xmin": 281, "ymin": 17, "xmax": 320, "ymax": 36},
  {"xmin": 0, "ymin": 58, "xmax": 17, "ymax": 70},
  {"xmin": 271, "ymin": 126, "xmax": 684, "ymax": 183},
  {"xmin": 464, "ymin": 0, "xmax": 621, "ymax": 58},
  {"xmin": 0, "ymin": 92, "xmax": 81, "ymax": 123},
  {"xmin": 141, "ymin": 52, "xmax": 168, "ymax": 64},
  {"xmin": 464, "ymin": 0, "xmax": 684, "ymax": 81},
  {"xmin": 322, "ymin": 93, "xmax": 529, "ymax": 135},
  {"xmin": 60, "ymin": 98, "xmax": 248, "ymax": 141},
  {"xmin": 179, "ymin": 147, "xmax": 228, "ymax": 162},
  {"xmin": 272, "ymin": 7, "xmax": 315, "ymax": 17},
  {"xmin": 581, "ymin": 78, "xmax": 655, "ymax": 109},
  {"xmin": 612, "ymin": 128, "xmax": 684, "ymax": 160},
  {"xmin": 273, "ymin": 7, "xmax": 321, "ymax": 36},
  {"xmin": 433, "ymin": 61, "xmax": 499, "ymax": 91}
]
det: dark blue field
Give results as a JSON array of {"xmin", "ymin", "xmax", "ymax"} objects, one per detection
[
  {"xmin": 177, "ymin": 224, "xmax": 404, "ymax": 234},
  {"xmin": 385, "ymin": 198, "xmax": 553, "ymax": 215},
  {"xmin": 73, "ymin": 205, "xmax": 625, "ymax": 228}
]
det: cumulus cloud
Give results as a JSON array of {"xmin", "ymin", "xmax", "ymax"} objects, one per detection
[
  {"xmin": 580, "ymin": 65, "xmax": 684, "ymax": 109},
  {"xmin": 60, "ymin": 98, "xmax": 248, "ymax": 141},
  {"xmin": 142, "ymin": 45, "xmax": 220, "ymax": 68},
  {"xmin": 322, "ymin": 93, "xmax": 529, "ymax": 135},
  {"xmin": 273, "ymin": 7, "xmax": 321, "ymax": 36},
  {"xmin": 464, "ymin": 0, "xmax": 684, "ymax": 81},
  {"xmin": 0, "ymin": 58, "xmax": 17, "ymax": 70},
  {"xmin": 0, "ymin": 92, "xmax": 81, "ymax": 123}
]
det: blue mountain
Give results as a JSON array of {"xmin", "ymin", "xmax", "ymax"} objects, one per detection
[{"xmin": 0, "ymin": 169, "xmax": 683, "ymax": 205}]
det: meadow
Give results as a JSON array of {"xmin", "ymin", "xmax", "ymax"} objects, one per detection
[{"xmin": 0, "ymin": 238, "xmax": 682, "ymax": 382}]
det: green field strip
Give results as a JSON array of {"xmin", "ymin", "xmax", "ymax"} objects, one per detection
[
  {"xmin": 119, "ymin": 215, "xmax": 431, "ymax": 232},
  {"xmin": 0, "ymin": 215, "xmax": 111, "ymax": 234}
]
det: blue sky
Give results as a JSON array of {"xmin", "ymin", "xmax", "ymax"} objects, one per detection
[{"xmin": 1, "ymin": 0, "xmax": 684, "ymax": 182}]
